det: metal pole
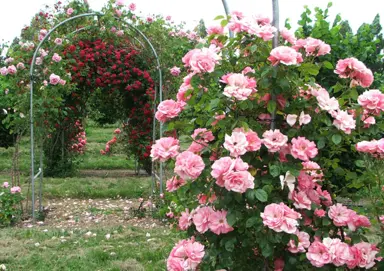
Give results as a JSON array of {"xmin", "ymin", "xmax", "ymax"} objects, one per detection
[
  {"xmin": 221, "ymin": 0, "xmax": 233, "ymax": 38},
  {"xmin": 39, "ymin": 144, "xmax": 43, "ymax": 212},
  {"xmin": 270, "ymin": 0, "xmax": 279, "ymax": 130}
]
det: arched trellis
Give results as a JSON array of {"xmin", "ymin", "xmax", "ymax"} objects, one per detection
[{"xmin": 29, "ymin": 12, "xmax": 164, "ymax": 220}]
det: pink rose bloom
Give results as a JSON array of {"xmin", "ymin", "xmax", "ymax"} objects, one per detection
[
  {"xmin": 0, "ymin": 67, "xmax": 8, "ymax": 76},
  {"xmin": 166, "ymin": 176, "xmax": 186, "ymax": 192},
  {"xmin": 268, "ymin": 46, "xmax": 303, "ymax": 66},
  {"xmin": 255, "ymin": 24, "xmax": 276, "ymax": 41},
  {"xmin": 128, "ymin": 3, "xmax": 136, "ymax": 11},
  {"xmin": 358, "ymin": 89, "xmax": 384, "ymax": 114},
  {"xmin": 353, "ymin": 242, "xmax": 379, "ymax": 269},
  {"xmin": 306, "ymin": 240, "xmax": 332, "ymax": 267},
  {"xmin": 333, "ymin": 110, "xmax": 356, "ymax": 134},
  {"xmin": 274, "ymin": 258, "xmax": 284, "ymax": 271},
  {"xmin": 192, "ymin": 128, "xmax": 214, "ymax": 142},
  {"xmin": 356, "ymin": 140, "xmax": 377, "ymax": 154},
  {"xmin": 49, "ymin": 73, "xmax": 61, "ymax": 85},
  {"xmin": 262, "ymin": 129, "xmax": 288, "ymax": 153},
  {"xmin": 260, "ymin": 203, "xmax": 301, "ymax": 234},
  {"xmin": 289, "ymin": 190, "xmax": 312, "ymax": 210},
  {"xmin": 221, "ymin": 73, "xmax": 257, "ymax": 100},
  {"xmin": 155, "ymin": 99, "xmax": 184, "ymax": 123},
  {"xmin": 150, "ymin": 137, "xmax": 180, "ymax": 162},
  {"xmin": 299, "ymin": 111, "xmax": 311, "ymax": 126},
  {"xmin": 179, "ymin": 209, "xmax": 192, "ymax": 230},
  {"xmin": 222, "ymin": 170, "xmax": 255, "ymax": 193},
  {"xmin": 116, "ymin": 30, "xmax": 124, "ymax": 36},
  {"xmin": 280, "ymin": 27, "xmax": 296, "ymax": 44},
  {"xmin": 35, "ymin": 57, "xmax": 43, "ymax": 66},
  {"xmin": 114, "ymin": 128, "xmax": 121, "ymax": 134},
  {"xmin": 328, "ymin": 203, "xmax": 353, "ymax": 226},
  {"xmin": 66, "ymin": 8, "xmax": 74, "ymax": 15},
  {"xmin": 192, "ymin": 206, "xmax": 213, "ymax": 233},
  {"xmin": 7, "ymin": 65, "xmax": 17, "ymax": 75},
  {"xmin": 59, "ymin": 79, "xmax": 66, "ymax": 86},
  {"xmin": 287, "ymin": 231, "xmax": 310, "ymax": 253},
  {"xmin": 314, "ymin": 208, "xmax": 326, "ymax": 217},
  {"xmin": 167, "ymin": 239, "xmax": 205, "ymax": 271},
  {"xmin": 116, "ymin": 0, "xmax": 124, "ymax": 6},
  {"xmin": 245, "ymin": 130, "xmax": 262, "ymax": 152},
  {"xmin": 315, "ymin": 89, "xmax": 340, "ymax": 114},
  {"xmin": 2, "ymin": 182, "xmax": 9, "ymax": 188},
  {"xmin": 174, "ymin": 151, "xmax": 205, "ymax": 180},
  {"xmin": 52, "ymin": 53, "xmax": 62, "ymax": 62},
  {"xmin": 363, "ymin": 116, "xmax": 375, "ymax": 128},
  {"xmin": 209, "ymin": 210, "xmax": 234, "ymax": 235},
  {"xmin": 322, "ymin": 238, "xmax": 352, "ymax": 267},
  {"xmin": 302, "ymin": 37, "xmax": 331, "ymax": 56},
  {"xmin": 146, "ymin": 17, "xmax": 153, "ymax": 23},
  {"xmin": 187, "ymin": 141, "xmax": 205, "ymax": 153},
  {"xmin": 211, "ymin": 157, "xmax": 233, "ymax": 186},
  {"xmin": 115, "ymin": 9, "xmax": 123, "ymax": 17},
  {"xmin": 297, "ymin": 170, "xmax": 315, "ymax": 191},
  {"xmin": 110, "ymin": 27, "xmax": 117, "ymax": 33},
  {"xmin": 54, "ymin": 38, "xmax": 63, "ymax": 45},
  {"xmin": 380, "ymin": 215, "xmax": 384, "ymax": 224},
  {"xmin": 170, "ymin": 66, "xmax": 181, "ymax": 76},
  {"xmin": 335, "ymin": 57, "xmax": 374, "ymax": 88},
  {"xmin": 16, "ymin": 62, "xmax": 25, "ymax": 70},
  {"xmin": 347, "ymin": 213, "xmax": 371, "ymax": 231},
  {"xmin": 224, "ymin": 131, "xmax": 248, "ymax": 157},
  {"xmin": 10, "ymin": 186, "xmax": 21, "ymax": 194},
  {"xmin": 182, "ymin": 45, "xmax": 221, "ymax": 73},
  {"xmin": 207, "ymin": 25, "xmax": 224, "ymax": 35},
  {"xmin": 286, "ymin": 114, "xmax": 297, "ymax": 126},
  {"xmin": 290, "ymin": 137, "xmax": 318, "ymax": 161}
]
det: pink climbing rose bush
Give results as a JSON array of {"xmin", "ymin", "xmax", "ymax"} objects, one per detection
[{"xmin": 151, "ymin": 11, "xmax": 383, "ymax": 271}]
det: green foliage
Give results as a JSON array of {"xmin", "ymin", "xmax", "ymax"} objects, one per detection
[{"xmin": 0, "ymin": 185, "xmax": 23, "ymax": 227}]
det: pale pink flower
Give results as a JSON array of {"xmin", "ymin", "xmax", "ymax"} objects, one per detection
[
  {"xmin": 35, "ymin": 57, "xmax": 43, "ymax": 65},
  {"xmin": 211, "ymin": 113, "xmax": 225, "ymax": 126},
  {"xmin": 223, "ymin": 170, "xmax": 254, "ymax": 193},
  {"xmin": 328, "ymin": 203, "xmax": 353, "ymax": 227},
  {"xmin": 59, "ymin": 79, "xmax": 66, "ymax": 86},
  {"xmin": 4, "ymin": 57, "xmax": 14, "ymax": 64},
  {"xmin": 323, "ymin": 238, "xmax": 353, "ymax": 267},
  {"xmin": 179, "ymin": 209, "xmax": 192, "ymax": 230},
  {"xmin": 255, "ymin": 24, "xmax": 277, "ymax": 41},
  {"xmin": 110, "ymin": 27, "xmax": 117, "ymax": 33},
  {"xmin": 2, "ymin": 182, "xmax": 9, "ymax": 188},
  {"xmin": 290, "ymin": 137, "xmax": 318, "ymax": 161},
  {"xmin": 286, "ymin": 114, "xmax": 297, "ymax": 126},
  {"xmin": 245, "ymin": 130, "xmax": 262, "ymax": 152},
  {"xmin": 116, "ymin": 30, "xmax": 124, "ymax": 36},
  {"xmin": 274, "ymin": 258, "xmax": 284, "ymax": 271},
  {"xmin": 207, "ymin": 25, "xmax": 224, "ymax": 35},
  {"xmin": 209, "ymin": 210, "xmax": 234, "ymax": 235},
  {"xmin": 356, "ymin": 140, "xmax": 378, "ymax": 154},
  {"xmin": 167, "ymin": 239, "xmax": 205, "ymax": 271},
  {"xmin": 262, "ymin": 129, "xmax": 288, "ymax": 153},
  {"xmin": 115, "ymin": 9, "xmax": 123, "ymax": 17},
  {"xmin": 268, "ymin": 46, "xmax": 303, "ymax": 66},
  {"xmin": 166, "ymin": 176, "xmax": 186, "ymax": 192},
  {"xmin": 223, "ymin": 131, "xmax": 248, "ymax": 157},
  {"xmin": 66, "ymin": 8, "xmax": 74, "ymax": 15},
  {"xmin": 128, "ymin": 3, "xmax": 136, "ymax": 11},
  {"xmin": 335, "ymin": 57, "xmax": 374, "ymax": 88},
  {"xmin": 358, "ymin": 89, "xmax": 384, "ymax": 114},
  {"xmin": 16, "ymin": 62, "xmax": 25, "ymax": 70},
  {"xmin": 347, "ymin": 213, "xmax": 371, "ymax": 231},
  {"xmin": 260, "ymin": 203, "xmax": 301, "ymax": 234},
  {"xmin": 299, "ymin": 111, "xmax": 311, "ymax": 125},
  {"xmin": 221, "ymin": 73, "xmax": 257, "ymax": 100},
  {"xmin": 296, "ymin": 37, "xmax": 331, "ymax": 56},
  {"xmin": 314, "ymin": 208, "xmax": 326, "ymax": 217},
  {"xmin": 353, "ymin": 242, "xmax": 378, "ymax": 269},
  {"xmin": 54, "ymin": 38, "xmax": 63, "ymax": 45},
  {"xmin": 315, "ymin": 89, "xmax": 340, "ymax": 114},
  {"xmin": 363, "ymin": 116, "xmax": 375, "ymax": 128},
  {"xmin": 166, "ymin": 15, "xmax": 171, "ymax": 21},
  {"xmin": 182, "ymin": 45, "xmax": 221, "ymax": 73},
  {"xmin": 49, "ymin": 73, "xmax": 61, "ymax": 85},
  {"xmin": 0, "ymin": 67, "xmax": 8, "ymax": 76},
  {"xmin": 174, "ymin": 151, "xmax": 205, "ymax": 180},
  {"xmin": 10, "ymin": 186, "xmax": 21, "ymax": 194},
  {"xmin": 287, "ymin": 231, "xmax": 310, "ymax": 253},
  {"xmin": 306, "ymin": 240, "xmax": 332, "ymax": 267},
  {"xmin": 52, "ymin": 53, "xmax": 62, "ymax": 62},
  {"xmin": 289, "ymin": 190, "xmax": 312, "ymax": 210},
  {"xmin": 170, "ymin": 66, "xmax": 181, "ymax": 76},
  {"xmin": 211, "ymin": 157, "xmax": 233, "ymax": 186},
  {"xmin": 333, "ymin": 110, "xmax": 356, "ymax": 134},
  {"xmin": 151, "ymin": 137, "xmax": 180, "ymax": 162},
  {"xmin": 280, "ymin": 27, "xmax": 296, "ymax": 44},
  {"xmin": 192, "ymin": 206, "xmax": 213, "ymax": 233},
  {"xmin": 155, "ymin": 99, "xmax": 184, "ymax": 123},
  {"xmin": 7, "ymin": 65, "xmax": 17, "ymax": 75},
  {"xmin": 116, "ymin": 0, "xmax": 125, "ymax": 6}
]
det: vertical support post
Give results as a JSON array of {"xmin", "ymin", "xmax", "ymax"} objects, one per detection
[
  {"xmin": 30, "ymin": 75, "xmax": 35, "ymax": 221},
  {"xmin": 270, "ymin": 0, "xmax": 279, "ymax": 130},
  {"xmin": 221, "ymin": 0, "xmax": 233, "ymax": 38},
  {"xmin": 39, "ymin": 144, "xmax": 43, "ymax": 212}
]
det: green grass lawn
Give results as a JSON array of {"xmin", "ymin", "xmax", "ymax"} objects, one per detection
[{"xmin": 0, "ymin": 125, "xmax": 177, "ymax": 271}]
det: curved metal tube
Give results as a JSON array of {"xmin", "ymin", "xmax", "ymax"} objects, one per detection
[{"xmin": 29, "ymin": 12, "xmax": 163, "ymax": 219}]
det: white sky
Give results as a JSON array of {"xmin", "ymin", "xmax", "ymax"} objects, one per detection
[{"xmin": 0, "ymin": 0, "xmax": 383, "ymax": 44}]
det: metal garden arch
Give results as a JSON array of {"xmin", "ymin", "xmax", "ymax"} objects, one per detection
[{"xmin": 29, "ymin": 12, "xmax": 164, "ymax": 220}]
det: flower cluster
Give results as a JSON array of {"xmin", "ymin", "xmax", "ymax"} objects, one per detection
[
  {"xmin": 356, "ymin": 139, "xmax": 384, "ymax": 158},
  {"xmin": 335, "ymin": 57, "xmax": 374, "ymax": 88},
  {"xmin": 167, "ymin": 238, "xmax": 205, "ymax": 271},
  {"xmin": 69, "ymin": 120, "xmax": 86, "ymax": 154}
]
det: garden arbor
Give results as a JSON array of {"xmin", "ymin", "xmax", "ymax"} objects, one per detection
[{"xmin": 29, "ymin": 12, "xmax": 164, "ymax": 220}]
